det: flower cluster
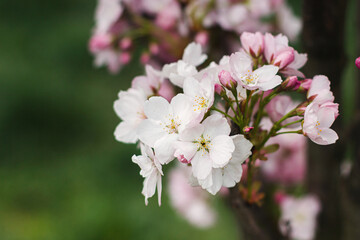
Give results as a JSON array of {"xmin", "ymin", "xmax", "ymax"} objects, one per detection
[
  {"xmin": 89, "ymin": 0, "xmax": 301, "ymax": 73},
  {"xmin": 114, "ymin": 32, "xmax": 339, "ymax": 209}
]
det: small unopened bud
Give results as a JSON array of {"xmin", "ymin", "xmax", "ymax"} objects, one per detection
[
  {"xmin": 274, "ymin": 191, "xmax": 286, "ymax": 205},
  {"xmin": 175, "ymin": 153, "xmax": 191, "ymax": 164},
  {"xmin": 296, "ymin": 106, "xmax": 306, "ymax": 115},
  {"xmin": 281, "ymin": 76, "xmax": 300, "ymax": 90},
  {"xmin": 307, "ymin": 94, "xmax": 318, "ymax": 102},
  {"xmin": 218, "ymin": 70, "xmax": 237, "ymax": 89},
  {"xmin": 243, "ymin": 126, "xmax": 254, "ymax": 133},
  {"xmin": 273, "ymin": 47, "xmax": 295, "ymax": 69},
  {"xmin": 149, "ymin": 42, "xmax": 159, "ymax": 55},
  {"xmin": 120, "ymin": 37, "xmax": 132, "ymax": 50},
  {"xmin": 298, "ymin": 78, "xmax": 312, "ymax": 92},
  {"xmin": 119, "ymin": 52, "xmax": 131, "ymax": 64},
  {"xmin": 140, "ymin": 52, "xmax": 150, "ymax": 65},
  {"xmin": 355, "ymin": 57, "xmax": 360, "ymax": 69},
  {"xmin": 214, "ymin": 83, "xmax": 224, "ymax": 95},
  {"xmin": 195, "ymin": 31, "xmax": 209, "ymax": 46},
  {"xmin": 89, "ymin": 34, "xmax": 112, "ymax": 52}
]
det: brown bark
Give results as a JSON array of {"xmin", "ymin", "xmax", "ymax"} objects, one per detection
[{"xmin": 228, "ymin": 187, "xmax": 283, "ymax": 240}]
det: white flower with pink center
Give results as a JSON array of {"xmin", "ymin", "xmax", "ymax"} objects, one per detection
[
  {"xmin": 132, "ymin": 144, "xmax": 163, "ymax": 206},
  {"xmin": 174, "ymin": 114, "xmax": 235, "ymax": 185},
  {"xmin": 137, "ymin": 94, "xmax": 199, "ymax": 164},
  {"xmin": 229, "ymin": 52, "xmax": 282, "ymax": 91},
  {"xmin": 303, "ymin": 102, "xmax": 339, "ymax": 145}
]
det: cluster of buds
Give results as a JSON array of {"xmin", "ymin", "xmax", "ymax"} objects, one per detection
[{"xmin": 89, "ymin": 0, "xmax": 301, "ymax": 73}]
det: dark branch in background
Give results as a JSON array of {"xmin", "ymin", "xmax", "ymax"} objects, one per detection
[
  {"xmin": 302, "ymin": 0, "xmax": 348, "ymax": 240},
  {"xmin": 341, "ymin": 1, "xmax": 360, "ymax": 239},
  {"xmin": 228, "ymin": 122, "xmax": 283, "ymax": 240}
]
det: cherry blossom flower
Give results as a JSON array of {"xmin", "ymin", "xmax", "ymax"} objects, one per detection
[
  {"xmin": 173, "ymin": 114, "xmax": 235, "ymax": 186},
  {"xmin": 263, "ymin": 33, "xmax": 307, "ymax": 77},
  {"xmin": 131, "ymin": 65, "xmax": 175, "ymax": 101},
  {"xmin": 132, "ymin": 144, "xmax": 163, "ymax": 205},
  {"xmin": 114, "ymin": 88, "xmax": 147, "ymax": 143},
  {"xmin": 168, "ymin": 164, "xmax": 216, "ymax": 228},
  {"xmin": 229, "ymin": 52, "xmax": 282, "ymax": 91},
  {"xmin": 183, "ymin": 74, "xmax": 215, "ymax": 121},
  {"xmin": 240, "ymin": 32, "xmax": 264, "ymax": 57},
  {"xmin": 198, "ymin": 134, "xmax": 253, "ymax": 195},
  {"xmin": 303, "ymin": 102, "xmax": 339, "ymax": 145},
  {"xmin": 307, "ymin": 75, "xmax": 334, "ymax": 104},
  {"xmin": 137, "ymin": 94, "xmax": 199, "ymax": 164},
  {"xmin": 279, "ymin": 195, "xmax": 321, "ymax": 240},
  {"xmin": 94, "ymin": 0, "xmax": 123, "ymax": 35},
  {"xmin": 162, "ymin": 42, "xmax": 207, "ymax": 88}
]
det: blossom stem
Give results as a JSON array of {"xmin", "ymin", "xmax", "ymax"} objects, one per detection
[
  {"xmin": 252, "ymin": 92, "xmax": 264, "ymax": 132},
  {"xmin": 233, "ymin": 90, "xmax": 244, "ymax": 128},
  {"xmin": 275, "ymin": 130, "xmax": 303, "ymax": 135},
  {"xmin": 246, "ymin": 155, "xmax": 254, "ymax": 201},
  {"xmin": 244, "ymin": 90, "xmax": 253, "ymax": 126},
  {"xmin": 211, "ymin": 107, "xmax": 241, "ymax": 126},
  {"xmin": 280, "ymin": 119, "xmax": 303, "ymax": 129}
]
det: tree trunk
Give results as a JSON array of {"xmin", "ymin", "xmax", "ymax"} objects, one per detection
[
  {"xmin": 228, "ymin": 186, "xmax": 283, "ymax": 240},
  {"xmin": 341, "ymin": 1, "xmax": 360, "ymax": 239},
  {"xmin": 228, "ymin": 0, "xmax": 352, "ymax": 239},
  {"xmin": 302, "ymin": 0, "xmax": 348, "ymax": 239}
]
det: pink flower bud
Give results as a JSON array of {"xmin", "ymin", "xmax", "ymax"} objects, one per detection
[
  {"xmin": 119, "ymin": 52, "xmax": 131, "ymax": 64},
  {"xmin": 218, "ymin": 70, "xmax": 237, "ymax": 89},
  {"xmin": 274, "ymin": 191, "xmax": 286, "ymax": 205},
  {"xmin": 355, "ymin": 57, "xmax": 360, "ymax": 69},
  {"xmin": 176, "ymin": 154, "xmax": 191, "ymax": 164},
  {"xmin": 296, "ymin": 106, "xmax": 306, "ymax": 115},
  {"xmin": 149, "ymin": 43, "xmax": 160, "ymax": 55},
  {"xmin": 195, "ymin": 31, "xmax": 209, "ymax": 46},
  {"xmin": 120, "ymin": 37, "xmax": 132, "ymax": 50},
  {"xmin": 299, "ymin": 78, "xmax": 312, "ymax": 91},
  {"xmin": 214, "ymin": 83, "xmax": 224, "ymax": 95},
  {"xmin": 273, "ymin": 47, "xmax": 295, "ymax": 69},
  {"xmin": 89, "ymin": 34, "xmax": 112, "ymax": 52},
  {"xmin": 243, "ymin": 126, "xmax": 254, "ymax": 133},
  {"xmin": 140, "ymin": 52, "xmax": 150, "ymax": 65},
  {"xmin": 281, "ymin": 76, "xmax": 300, "ymax": 90},
  {"xmin": 240, "ymin": 32, "xmax": 264, "ymax": 57},
  {"xmin": 271, "ymin": 0, "xmax": 284, "ymax": 8}
]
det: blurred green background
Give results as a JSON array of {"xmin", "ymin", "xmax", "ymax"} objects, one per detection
[
  {"xmin": 0, "ymin": 0, "xmax": 238, "ymax": 239},
  {"xmin": 0, "ymin": 0, "xmax": 357, "ymax": 239}
]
